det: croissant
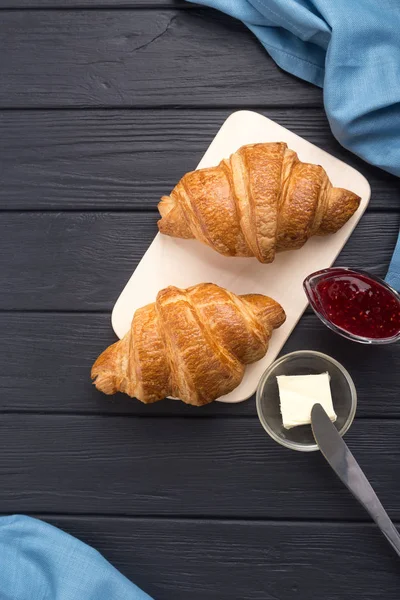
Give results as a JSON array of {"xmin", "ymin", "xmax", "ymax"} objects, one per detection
[
  {"xmin": 92, "ymin": 283, "xmax": 285, "ymax": 406},
  {"xmin": 158, "ymin": 142, "xmax": 361, "ymax": 263}
]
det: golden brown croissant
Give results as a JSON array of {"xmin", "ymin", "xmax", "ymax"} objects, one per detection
[
  {"xmin": 158, "ymin": 142, "xmax": 361, "ymax": 263},
  {"xmin": 92, "ymin": 283, "xmax": 285, "ymax": 406}
]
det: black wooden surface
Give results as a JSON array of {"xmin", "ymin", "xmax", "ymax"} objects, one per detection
[
  {"xmin": 19, "ymin": 517, "xmax": 400, "ymax": 600},
  {"xmin": 1, "ymin": 109, "xmax": 398, "ymax": 210},
  {"xmin": 2, "ymin": 313, "xmax": 400, "ymax": 417},
  {"xmin": 1, "ymin": 1, "xmax": 400, "ymax": 599},
  {"xmin": 0, "ymin": 9, "xmax": 321, "ymax": 108},
  {"xmin": 2, "ymin": 415, "xmax": 400, "ymax": 520},
  {"xmin": 0, "ymin": 212, "xmax": 397, "ymax": 311},
  {"xmin": 0, "ymin": 0, "xmax": 195, "ymax": 5}
]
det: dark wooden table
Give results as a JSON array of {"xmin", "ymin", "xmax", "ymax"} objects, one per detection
[{"xmin": 1, "ymin": 1, "xmax": 400, "ymax": 598}]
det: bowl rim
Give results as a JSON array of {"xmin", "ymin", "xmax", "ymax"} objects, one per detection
[{"xmin": 256, "ymin": 350, "xmax": 357, "ymax": 452}]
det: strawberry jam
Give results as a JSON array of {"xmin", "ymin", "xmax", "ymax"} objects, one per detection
[{"xmin": 304, "ymin": 268, "xmax": 400, "ymax": 341}]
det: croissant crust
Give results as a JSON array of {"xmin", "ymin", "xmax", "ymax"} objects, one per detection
[
  {"xmin": 158, "ymin": 142, "xmax": 361, "ymax": 263},
  {"xmin": 92, "ymin": 283, "xmax": 285, "ymax": 406}
]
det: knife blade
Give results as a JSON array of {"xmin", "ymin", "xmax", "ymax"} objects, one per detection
[{"xmin": 311, "ymin": 403, "xmax": 400, "ymax": 557}]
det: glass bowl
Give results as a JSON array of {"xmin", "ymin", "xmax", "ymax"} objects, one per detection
[
  {"xmin": 256, "ymin": 350, "xmax": 357, "ymax": 452},
  {"xmin": 303, "ymin": 267, "xmax": 400, "ymax": 345}
]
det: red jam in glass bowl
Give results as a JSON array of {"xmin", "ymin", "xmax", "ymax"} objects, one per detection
[{"xmin": 304, "ymin": 268, "xmax": 400, "ymax": 344}]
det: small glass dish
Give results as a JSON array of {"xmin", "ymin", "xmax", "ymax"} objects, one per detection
[
  {"xmin": 256, "ymin": 350, "xmax": 357, "ymax": 452},
  {"xmin": 303, "ymin": 267, "xmax": 400, "ymax": 345}
]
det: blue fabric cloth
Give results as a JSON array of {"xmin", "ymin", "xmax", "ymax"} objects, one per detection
[
  {"xmin": 386, "ymin": 236, "xmax": 400, "ymax": 291},
  {"xmin": 0, "ymin": 515, "xmax": 153, "ymax": 600},
  {"xmin": 188, "ymin": 0, "xmax": 400, "ymax": 289}
]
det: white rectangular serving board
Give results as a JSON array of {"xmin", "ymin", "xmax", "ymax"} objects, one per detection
[{"xmin": 112, "ymin": 110, "xmax": 371, "ymax": 403}]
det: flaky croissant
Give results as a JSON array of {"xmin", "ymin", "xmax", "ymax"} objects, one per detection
[
  {"xmin": 92, "ymin": 283, "xmax": 285, "ymax": 406},
  {"xmin": 158, "ymin": 142, "xmax": 361, "ymax": 263}
]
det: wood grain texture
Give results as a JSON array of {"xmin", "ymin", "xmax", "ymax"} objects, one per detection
[
  {"xmin": 0, "ymin": 9, "xmax": 321, "ymax": 108},
  {"xmin": 0, "ymin": 1, "xmax": 194, "ymax": 5},
  {"xmin": 26, "ymin": 516, "xmax": 400, "ymax": 600},
  {"xmin": 1, "ymin": 312, "xmax": 399, "ymax": 417},
  {"xmin": 1, "ymin": 109, "xmax": 397, "ymax": 211},
  {"xmin": 2, "ymin": 415, "xmax": 400, "ymax": 521},
  {"xmin": 0, "ymin": 211, "xmax": 397, "ymax": 311}
]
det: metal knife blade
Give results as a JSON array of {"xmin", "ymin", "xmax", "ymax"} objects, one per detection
[{"xmin": 311, "ymin": 403, "xmax": 400, "ymax": 557}]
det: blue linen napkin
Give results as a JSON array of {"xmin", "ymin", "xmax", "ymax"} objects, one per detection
[
  {"xmin": 187, "ymin": 0, "xmax": 400, "ymax": 290},
  {"xmin": 0, "ymin": 515, "xmax": 153, "ymax": 600}
]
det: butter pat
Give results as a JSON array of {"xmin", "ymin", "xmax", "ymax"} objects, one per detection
[{"xmin": 277, "ymin": 373, "xmax": 337, "ymax": 430}]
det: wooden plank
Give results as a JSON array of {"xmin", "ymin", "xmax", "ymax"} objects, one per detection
[
  {"xmin": 0, "ymin": 212, "xmax": 397, "ymax": 311},
  {"xmin": 1, "ymin": 109, "xmax": 397, "ymax": 211},
  {"xmin": 1, "ymin": 415, "xmax": 400, "ymax": 521},
  {"xmin": 0, "ymin": 0, "xmax": 195, "ymax": 5},
  {"xmin": 0, "ymin": 9, "xmax": 321, "ymax": 108},
  {"xmin": 1, "ymin": 312, "xmax": 399, "ymax": 418},
  {"xmin": 31, "ymin": 516, "xmax": 400, "ymax": 600}
]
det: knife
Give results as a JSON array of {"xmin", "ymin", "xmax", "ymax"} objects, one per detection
[{"xmin": 311, "ymin": 403, "xmax": 400, "ymax": 557}]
